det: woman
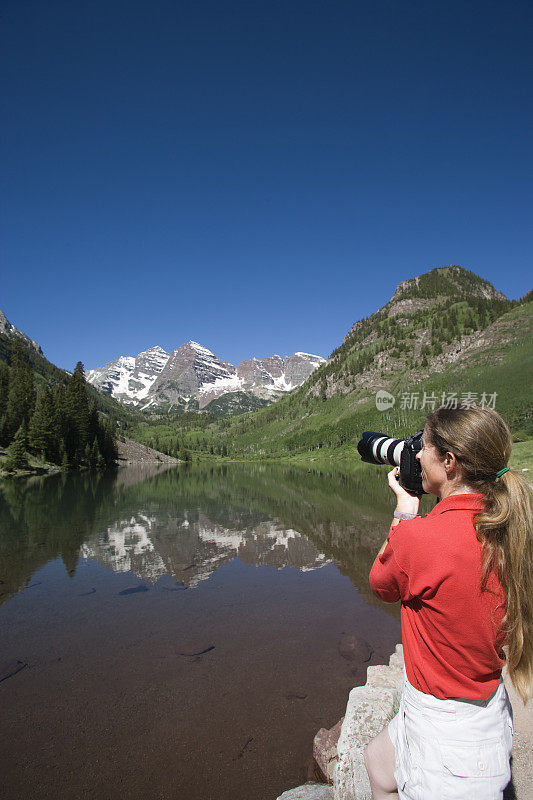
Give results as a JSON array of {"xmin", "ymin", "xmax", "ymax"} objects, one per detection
[{"xmin": 364, "ymin": 405, "xmax": 532, "ymax": 800}]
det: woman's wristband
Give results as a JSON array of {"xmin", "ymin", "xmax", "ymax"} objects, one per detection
[{"xmin": 393, "ymin": 510, "xmax": 419, "ymax": 521}]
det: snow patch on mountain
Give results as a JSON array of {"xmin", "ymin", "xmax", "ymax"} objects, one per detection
[{"xmin": 197, "ymin": 375, "xmax": 244, "ymax": 396}]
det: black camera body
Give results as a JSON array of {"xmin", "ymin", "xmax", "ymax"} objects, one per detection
[{"xmin": 357, "ymin": 430, "xmax": 425, "ymax": 495}]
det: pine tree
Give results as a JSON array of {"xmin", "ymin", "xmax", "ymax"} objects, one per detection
[
  {"xmin": 5, "ymin": 342, "xmax": 36, "ymax": 439},
  {"xmin": 64, "ymin": 362, "xmax": 90, "ymax": 464},
  {"xmin": 53, "ymin": 383, "xmax": 69, "ymax": 461},
  {"xmin": 88, "ymin": 401, "xmax": 99, "ymax": 444},
  {"xmin": 4, "ymin": 420, "xmax": 29, "ymax": 472},
  {"xmin": 0, "ymin": 360, "xmax": 9, "ymax": 425},
  {"xmin": 98, "ymin": 417, "xmax": 118, "ymax": 467},
  {"xmin": 29, "ymin": 388, "xmax": 58, "ymax": 461}
]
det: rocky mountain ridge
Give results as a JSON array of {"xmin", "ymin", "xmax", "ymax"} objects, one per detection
[
  {"xmin": 0, "ymin": 310, "xmax": 43, "ymax": 355},
  {"xmin": 86, "ymin": 340, "xmax": 325, "ymax": 411}
]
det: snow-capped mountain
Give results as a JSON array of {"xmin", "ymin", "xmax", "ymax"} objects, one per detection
[
  {"xmin": 150, "ymin": 341, "xmax": 236, "ymax": 406},
  {"xmin": 86, "ymin": 341, "xmax": 325, "ymax": 410},
  {"xmin": 85, "ymin": 346, "xmax": 169, "ymax": 404}
]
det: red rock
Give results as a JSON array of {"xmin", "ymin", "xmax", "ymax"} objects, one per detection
[{"xmin": 313, "ymin": 716, "xmax": 344, "ymax": 784}]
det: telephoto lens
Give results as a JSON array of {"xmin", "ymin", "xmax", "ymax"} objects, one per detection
[
  {"xmin": 357, "ymin": 432, "xmax": 405, "ymax": 467},
  {"xmin": 357, "ymin": 430, "xmax": 424, "ymax": 495}
]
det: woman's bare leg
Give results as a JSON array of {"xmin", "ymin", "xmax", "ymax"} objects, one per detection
[{"xmin": 364, "ymin": 725, "xmax": 398, "ymax": 799}]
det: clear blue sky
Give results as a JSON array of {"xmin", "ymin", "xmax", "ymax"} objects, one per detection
[{"xmin": 2, "ymin": 0, "xmax": 532, "ymax": 371}]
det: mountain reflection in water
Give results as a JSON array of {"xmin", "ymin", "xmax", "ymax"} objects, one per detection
[{"xmin": 83, "ymin": 513, "xmax": 330, "ymax": 586}]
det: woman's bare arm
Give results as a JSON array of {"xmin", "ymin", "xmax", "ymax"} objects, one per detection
[{"xmin": 374, "ymin": 468, "xmax": 420, "ymax": 558}]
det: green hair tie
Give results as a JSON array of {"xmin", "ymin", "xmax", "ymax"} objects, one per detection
[{"xmin": 496, "ymin": 467, "xmax": 510, "ymax": 478}]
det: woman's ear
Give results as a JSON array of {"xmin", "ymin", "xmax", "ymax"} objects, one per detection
[{"xmin": 444, "ymin": 451, "xmax": 457, "ymax": 474}]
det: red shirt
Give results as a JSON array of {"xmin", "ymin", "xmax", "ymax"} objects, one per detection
[{"xmin": 369, "ymin": 494, "xmax": 506, "ymax": 700}]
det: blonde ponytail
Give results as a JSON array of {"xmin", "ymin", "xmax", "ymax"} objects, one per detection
[{"xmin": 476, "ymin": 469, "xmax": 533, "ymax": 704}]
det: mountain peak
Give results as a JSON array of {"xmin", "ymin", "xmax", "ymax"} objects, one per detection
[
  {"xmin": 136, "ymin": 345, "xmax": 169, "ymax": 359},
  {"xmin": 390, "ymin": 265, "xmax": 506, "ymax": 305},
  {"xmin": 186, "ymin": 341, "xmax": 216, "ymax": 357}
]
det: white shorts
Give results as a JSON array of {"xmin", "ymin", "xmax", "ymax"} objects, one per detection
[{"xmin": 388, "ymin": 671, "xmax": 513, "ymax": 800}]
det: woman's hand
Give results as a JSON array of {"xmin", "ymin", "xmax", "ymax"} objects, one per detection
[{"xmin": 387, "ymin": 467, "xmax": 420, "ymax": 516}]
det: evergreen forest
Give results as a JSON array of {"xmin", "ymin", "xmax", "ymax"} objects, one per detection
[{"xmin": 0, "ymin": 341, "xmax": 118, "ymax": 473}]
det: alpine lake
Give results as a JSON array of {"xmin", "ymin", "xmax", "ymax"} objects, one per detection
[{"xmin": 0, "ymin": 462, "xmax": 433, "ymax": 800}]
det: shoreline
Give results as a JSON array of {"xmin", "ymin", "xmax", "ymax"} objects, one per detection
[{"xmin": 0, "ymin": 436, "xmax": 180, "ymax": 479}]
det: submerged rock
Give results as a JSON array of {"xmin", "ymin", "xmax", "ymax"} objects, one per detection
[
  {"xmin": 285, "ymin": 690, "xmax": 308, "ymax": 700},
  {"xmin": 337, "ymin": 635, "xmax": 372, "ymax": 664},
  {"xmin": 118, "ymin": 585, "xmax": 149, "ymax": 595}
]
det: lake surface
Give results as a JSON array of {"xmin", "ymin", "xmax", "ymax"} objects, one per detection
[{"xmin": 0, "ymin": 463, "xmax": 422, "ymax": 800}]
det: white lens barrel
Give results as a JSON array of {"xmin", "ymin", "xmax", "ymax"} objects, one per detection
[
  {"xmin": 371, "ymin": 436, "xmax": 388, "ymax": 462},
  {"xmin": 370, "ymin": 436, "xmax": 405, "ymax": 465},
  {"xmin": 392, "ymin": 441, "xmax": 404, "ymax": 466},
  {"xmin": 379, "ymin": 439, "xmax": 393, "ymax": 462}
]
